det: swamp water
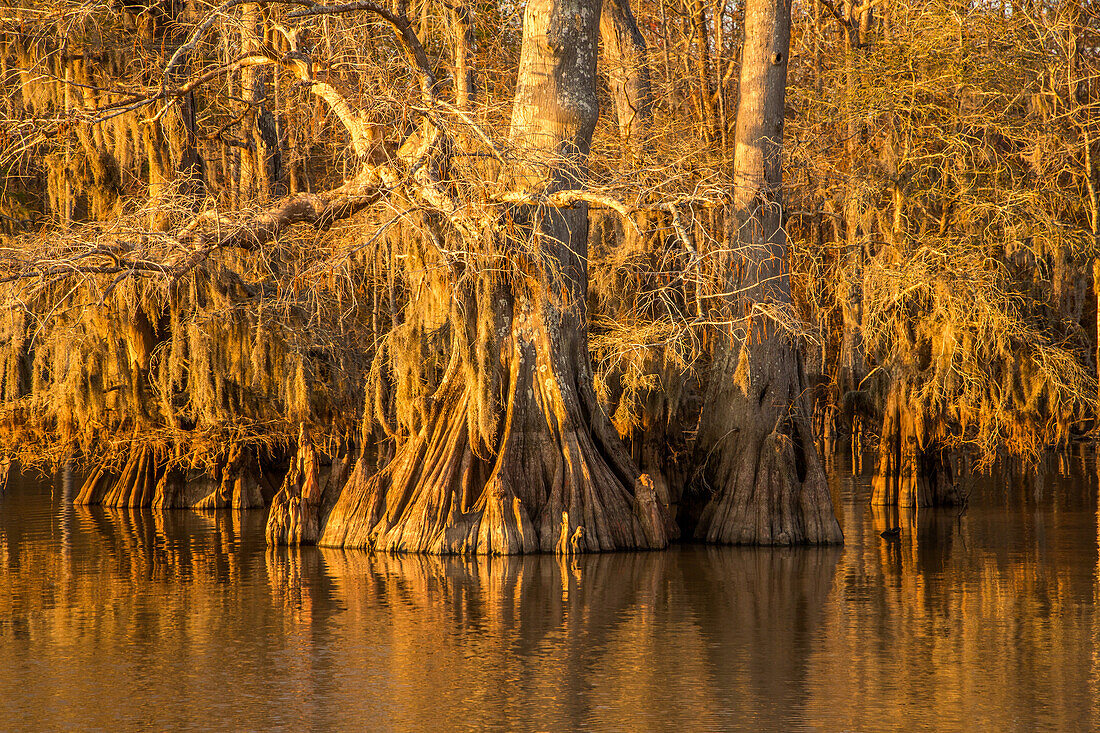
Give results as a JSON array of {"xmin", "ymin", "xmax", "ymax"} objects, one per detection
[{"xmin": 1, "ymin": 457, "xmax": 1098, "ymax": 732}]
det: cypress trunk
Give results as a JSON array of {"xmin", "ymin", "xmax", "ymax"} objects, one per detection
[
  {"xmin": 600, "ymin": 0, "xmax": 652, "ymax": 161},
  {"xmin": 307, "ymin": 0, "xmax": 675, "ymax": 554},
  {"xmin": 684, "ymin": 0, "xmax": 842, "ymax": 545}
]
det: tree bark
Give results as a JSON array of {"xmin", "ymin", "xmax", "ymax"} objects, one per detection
[
  {"xmin": 267, "ymin": 424, "xmax": 326, "ymax": 544},
  {"xmin": 683, "ymin": 0, "xmax": 842, "ymax": 545},
  {"xmin": 600, "ymin": 0, "xmax": 652, "ymax": 160},
  {"xmin": 313, "ymin": 0, "xmax": 675, "ymax": 554},
  {"xmin": 75, "ymin": 445, "xmax": 164, "ymax": 508},
  {"xmin": 448, "ymin": 1, "xmax": 476, "ymax": 109},
  {"xmin": 73, "ymin": 443, "xmax": 270, "ymax": 510},
  {"xmin": 690, "ymin": 0, "xmax": 714, "ymax": 141}
]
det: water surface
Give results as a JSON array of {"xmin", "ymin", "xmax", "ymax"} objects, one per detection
[{"xmin": 1, "ymin": 457, "xmax": 1097, "ymax": 731}]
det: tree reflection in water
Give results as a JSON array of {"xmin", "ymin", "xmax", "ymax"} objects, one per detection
[
  {"xmin": 299, "ymin": 546, "xmax": 837, "ymax": 731},
  {"xmin": 0, "ymin": 459, "xmax": 1098, "ymax": 731}
]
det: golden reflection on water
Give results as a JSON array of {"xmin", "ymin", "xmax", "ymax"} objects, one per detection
[
  {"xmin": 0, "ymin": 459, "xmax": 1098, "ymax": 731},
  {"xmin": 296, "ymin": 547, "xmax": 841, "ymax": 731},
  {"xmin": 1095, "ymin": 458, "xmax": 1100, "ymax": 731}
]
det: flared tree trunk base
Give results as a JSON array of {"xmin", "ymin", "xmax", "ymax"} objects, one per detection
[
  {"xmin": 321, "ymin": 387, "xmax": 672, "ymax": 554},
  {"xmin": 319, "ymin": 295, "xmax": 675, "ymax": 555},
  {"xmin": 75, "ymin": 445, "xmax": 165, "ymax": 508},
  {"xmin": 190, "ymin": 445, "xmax": 267, "ymax": 510},
  {"xmin": 75, "ymin": 444, "xmax": 272, "ymax": 510},
  {"xmin": 688, "ymin": 335, "xmax": 843, "ymax": 545}
]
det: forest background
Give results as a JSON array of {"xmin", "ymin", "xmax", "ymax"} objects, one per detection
[{"xmin": 0, "ymin": 0, "xmax": 1096, "ymax": 552}]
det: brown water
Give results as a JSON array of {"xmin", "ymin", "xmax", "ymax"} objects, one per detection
[{"xmin": 1, "ymin": 456, "xmax": 1098, "ymax": 732}]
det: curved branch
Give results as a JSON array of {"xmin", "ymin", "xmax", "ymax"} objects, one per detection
[
  {"xmin": 494, "ymin": 190, "xmax": 633, "ymax": 220},
  {"xmin": 162, "ymin": 1, "xmax": 438, "ymax": 159},
  {"xmin": 173, "ymin": 179, "xmax": 387, "ymax": 275},
  {"xmin": 0, "ymin": 178, "xmax": 389, "ymax": 291}
]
